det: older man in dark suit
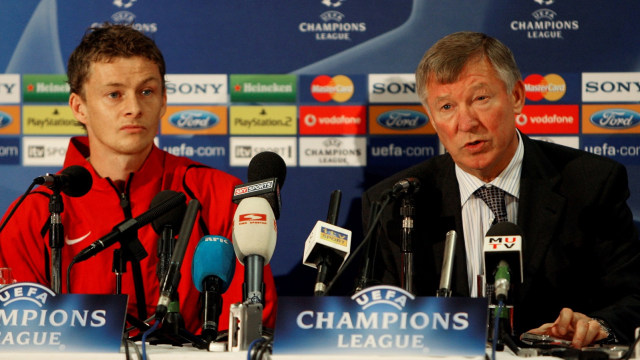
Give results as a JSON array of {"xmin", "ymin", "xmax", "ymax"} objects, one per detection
[{"xmin": 361, "ymin": 31, "xmax": 640, "ymax": 347}]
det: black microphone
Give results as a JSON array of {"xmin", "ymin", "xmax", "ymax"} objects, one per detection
[
  {"xmin": 390, "ymin": 177, "xmax": 421, "ymax": 198},
  {"xmin": 151, "ymin": 190, "xmax": 187, "ymax": 281},
  {"xmin": 73, "ymin": 191, "xmax": 187, "ymax": 263},
  {"xmin": 436, "ymin": 230, "xmax": 457, "ymax": 297},
  {"xmin": 483, "ymin": 222, "xmax": 524, "ymax": 302},
  {"xmin": 233, "ymin": 151, "xmax": 287, "ymax": 219},
  {"xmin": 156, "ymin": 198, "xmax": 201, "ymax": 320},
  {"xmin": 33, "ymin": 165, "xmax": 93, "ymax": 197}
]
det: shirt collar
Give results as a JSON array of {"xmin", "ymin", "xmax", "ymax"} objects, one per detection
[{"xmin": 456, "ymin": 130, "xmax": 524, "ymax": 206}]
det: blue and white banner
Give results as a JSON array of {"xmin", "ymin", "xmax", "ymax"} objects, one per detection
[
  {"xmin": 0, "ymin": 282, "xmax": 127, "ymax": 353},
  {"xmin": 273, "ymin": 285, "xmax": 488, "ymax": 358}
]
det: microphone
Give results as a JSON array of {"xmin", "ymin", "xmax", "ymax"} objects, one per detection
[
  {"xmin": 151, "ymin": 190, "xmax": 187, "ymax": 281},
  {"xmin": 33, "ymin": 165, "xmax": 93, "ymax": 197},
  {"xmin": 483, "ymin": 222, "xmax": 524, "ymax": 302},
  {"xmin": 302, "ymin": 190, "xmax": 352, "ymax": 296},
  {"xmin": 436, "ymin": 230, "xmax": 457, "ymax": 297},
  {"xmin": 390, "ymin": 177, "xmax": 421, "ymax": 198},
  {"xmin": 232, "ymin": 196, "xmax": 277, "ymax": 305},
  {"xmin": 74, "ymin": 191, "xmax": 187, "ymax": 263},
  {"xmin": 233, "ymin": 151, "xmax": 286, "ymax": 219},
  {"xmin": 192, "ymin": 235, "xmax": 236, "ymax": 344},
  {"xmin": 156, "ymin": 198, "xmax": 201, "ymax": 320}
]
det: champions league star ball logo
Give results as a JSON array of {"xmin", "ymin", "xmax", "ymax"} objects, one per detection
[
  {"xmin": 321, "ymin": 0, "xmax": 345, "ymax": 8},
  {"xmin": 352, "ymin": 285, "xmax": 414, "ymax": 310}
]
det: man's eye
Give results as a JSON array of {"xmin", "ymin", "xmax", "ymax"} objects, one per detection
[
  {"xmin": 442, "ymin": 104, "xmax": 451, "ymax": 110},
  {"xmin": 108, "ymin": 92, "xmax": 120, "ymax": 99},
  {"xmin": 141, "ymin": 89, "xmax": 152, "ymax": 96}
]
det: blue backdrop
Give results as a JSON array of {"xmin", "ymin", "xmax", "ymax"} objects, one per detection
[{"xmin": 1, "ymin": 0, "xmax": 640, "ymax": 296}]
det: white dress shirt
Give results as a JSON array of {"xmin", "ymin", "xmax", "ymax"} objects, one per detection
[{"xmin": 455, "ymin": 131, "xmax": 524, "ymax": 297}]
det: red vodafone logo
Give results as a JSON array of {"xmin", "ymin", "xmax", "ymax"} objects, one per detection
[{"xmin": 310, "ymin": 75, "xmax": 354, "ymax": 103}]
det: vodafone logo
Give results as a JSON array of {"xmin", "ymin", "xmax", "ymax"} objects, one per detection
[
  {"xmin": 524, "ymin": 74, "xmax": 566, "ymax": 101},
  {"xmin": 310, "ymin": 75, "xmax": 354, "ymax": 102}
]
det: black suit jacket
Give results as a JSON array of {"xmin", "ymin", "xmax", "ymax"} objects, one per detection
[{"xmin": 362, "ymin": 134, "xmax": 640, "ymax": 343}]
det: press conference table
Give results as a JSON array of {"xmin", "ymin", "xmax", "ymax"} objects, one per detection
[{"xmin": 0, "ymin": 344, "xmax": 564, "ymax": 360}]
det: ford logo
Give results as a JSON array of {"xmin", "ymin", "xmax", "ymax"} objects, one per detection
[
  {"xmin": 590, "ymin": 108, "xmax": 640, "ymax": 129},
  {"xmin": 376, "ymin": 110, "xmax": 428, "ymax": 130},
  {"xmin": 0, "ymin": 111, "xmax": 12, "ymax": 128},
  {"xmin": 169, "ymin": 110, "xmax": 219, "ymax": 129}
]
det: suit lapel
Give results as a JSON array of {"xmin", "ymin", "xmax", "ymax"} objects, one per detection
[
  {"xmin": 431, "ymin": 157, "xmax": 470, "ymax": 296},
  {"xmin": 517, "ymin": 136, "xmax": 566, "ymax": 298}
]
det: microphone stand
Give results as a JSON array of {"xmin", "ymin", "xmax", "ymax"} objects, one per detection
[
  {"xmin": 48, "ymin": 190, "xmax": 64, "ymax": 294},
  {"xmin": 400, "ymin": 195, "xmax": 415, "ymax": 294},
  {"xmin": 354, "ymin": 201, "xmax": 381, "ymax": 292}
]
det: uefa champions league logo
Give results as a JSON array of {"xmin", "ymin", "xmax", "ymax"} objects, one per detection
[{"xmin": 351, "ymin": 285, "xmax": 414, "ymax": 310}]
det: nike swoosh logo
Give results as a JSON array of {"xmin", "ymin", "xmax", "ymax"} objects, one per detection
[{"xmin": 65, "ymin": 232, "xmax": 92, "ymax": 246}]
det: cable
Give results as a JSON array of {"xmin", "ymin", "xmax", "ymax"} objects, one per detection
[
  {"xmin": 247, "ymin": 337, "xmax": 265, "ymax": 360},
  {"xmin": 491, "ymin": 301, "xmax": 504, "ymax": 360},
  {"xmin": 65, "ymin": 258, "xmax": 77, "ymax": 293},
  {"xmin": 324, "ymin": 193, "xmax": 393, "ymax": 294},
  {"xmin": 141, "ymin": 320, "xmax": 159, "ymax": 360},
  {"xmin": 621, "ymin": 330, "xmax": 640, "ymax": 360},
  {"xmin": 0, "ymin": 182, "xmax": 36, "ymax": 233}
]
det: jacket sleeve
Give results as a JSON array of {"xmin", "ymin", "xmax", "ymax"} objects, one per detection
[
  {"xmin": 0, "ymin": 191, "xmax": 52, "ymax": 285},
  {"xmin": 585, "ymin": 162, "xmax": 640, "ymax": 343}
]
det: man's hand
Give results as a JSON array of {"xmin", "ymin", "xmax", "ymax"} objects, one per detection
[{"xmin": 525, "ymin": 308, "xmax": 609, "ymax": 348}]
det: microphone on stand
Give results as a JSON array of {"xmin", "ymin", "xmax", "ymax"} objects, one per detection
[
  {"xmin": 155, "ymin": 198, "xmax": 201, "ymax": 321},
  {"xmin": 151, "ymin": 190, "xmax": 187, "ymax": 282},
  {"xmin": 302, "ymin": 190, "xmax": 352, "ymax": 296},
  {"xmin": 191, "ymin": 235, "xmax": 236, "ymax": 344},
  {"xmin": 74, "ymin": 191, "xmax": 187, "ymax": 263},
  {"xmin": 36, "ymin": 165, "xmax": 93, "ymax": 294},
  {"xmin": 483, "ymin": 221, "xmax": 524, "ymax": 302},
  {"xmin": 396, "ymin": 177, "xmax": 421, "ymax": 294},
  {"xmin": 483, "ymin": 221, "xmax": 524, "ymax": 348},
  {"xmin": 232, "ymin": 197, "xmax": 277, "ymax": 305},
  {"xmin": 324, "ymin": 177, "xmax": 418, "ymax": 295},
  {"xmin": 34, "ymin": 165, "xmax": 93, "ymax": 197},
  {"xmin": 233, "ymin": 151, "xmax": 286, "ymax": 219},
  {"xmin": 228, "ymin": 151, "xmax": 285, "ymax": 352}
]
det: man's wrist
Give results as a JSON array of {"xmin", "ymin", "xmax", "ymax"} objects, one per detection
[{"xmin": 593, "ymin": 318, "xmax": 617, "ymax": 344}]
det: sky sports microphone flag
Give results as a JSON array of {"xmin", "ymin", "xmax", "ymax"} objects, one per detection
[{"xmin": 232, "ymin": 151, "xmax": 286, "ymax": 219}]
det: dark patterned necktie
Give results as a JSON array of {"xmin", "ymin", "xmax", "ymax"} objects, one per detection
[{"xmin": 474, "ymin": 186, "xmax": 508, "ymax": 224}]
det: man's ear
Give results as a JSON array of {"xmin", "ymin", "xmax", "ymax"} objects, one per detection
[
  {"xmin": 69, "ymin": 92, "xmax": 88, "ymax": 125},
  {"xmin": 511, "ymin": 80, "xmax": 526, "ymax": 114}
]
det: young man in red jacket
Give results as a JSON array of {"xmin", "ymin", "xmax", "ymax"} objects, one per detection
[{"xmin": 0, "ymin": 23, "xmax": 277, "ymax": 338}]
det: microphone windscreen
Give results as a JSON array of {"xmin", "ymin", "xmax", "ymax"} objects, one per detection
[
  {"xmin": 247, "ymin": 151, "xmax": 287, "ymax": 189},
  {"xmin": 232, "ymin": 197, "xmax": 277, "ymax": 264},
  {"xmin": 192, "ymin": 235, "xmax": 236, "ymax": 293},
  {"xmin": 61, "ymin": 165, "xmax": 93, "ymax": 197},
  {"xmin": 150, "ymin": 190, "xmax": 187, "ymax": 235}
]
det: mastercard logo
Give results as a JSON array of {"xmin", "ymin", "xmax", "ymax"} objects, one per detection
[
  {"xmin": 310, "ymin": 75, "xmax": 354, "ymax": 103},
  {"xmin": 523, "ymin": 74, "xmax": 566, "ymax": 102}
]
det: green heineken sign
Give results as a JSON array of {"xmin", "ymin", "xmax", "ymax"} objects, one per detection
[
  {"xmin": 230, "ymin": 74, "xmax": 297, "ymax": 103},
  {"xmin": 23, "ymin": 74, "xmax": 70, "ymax": 103}
]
